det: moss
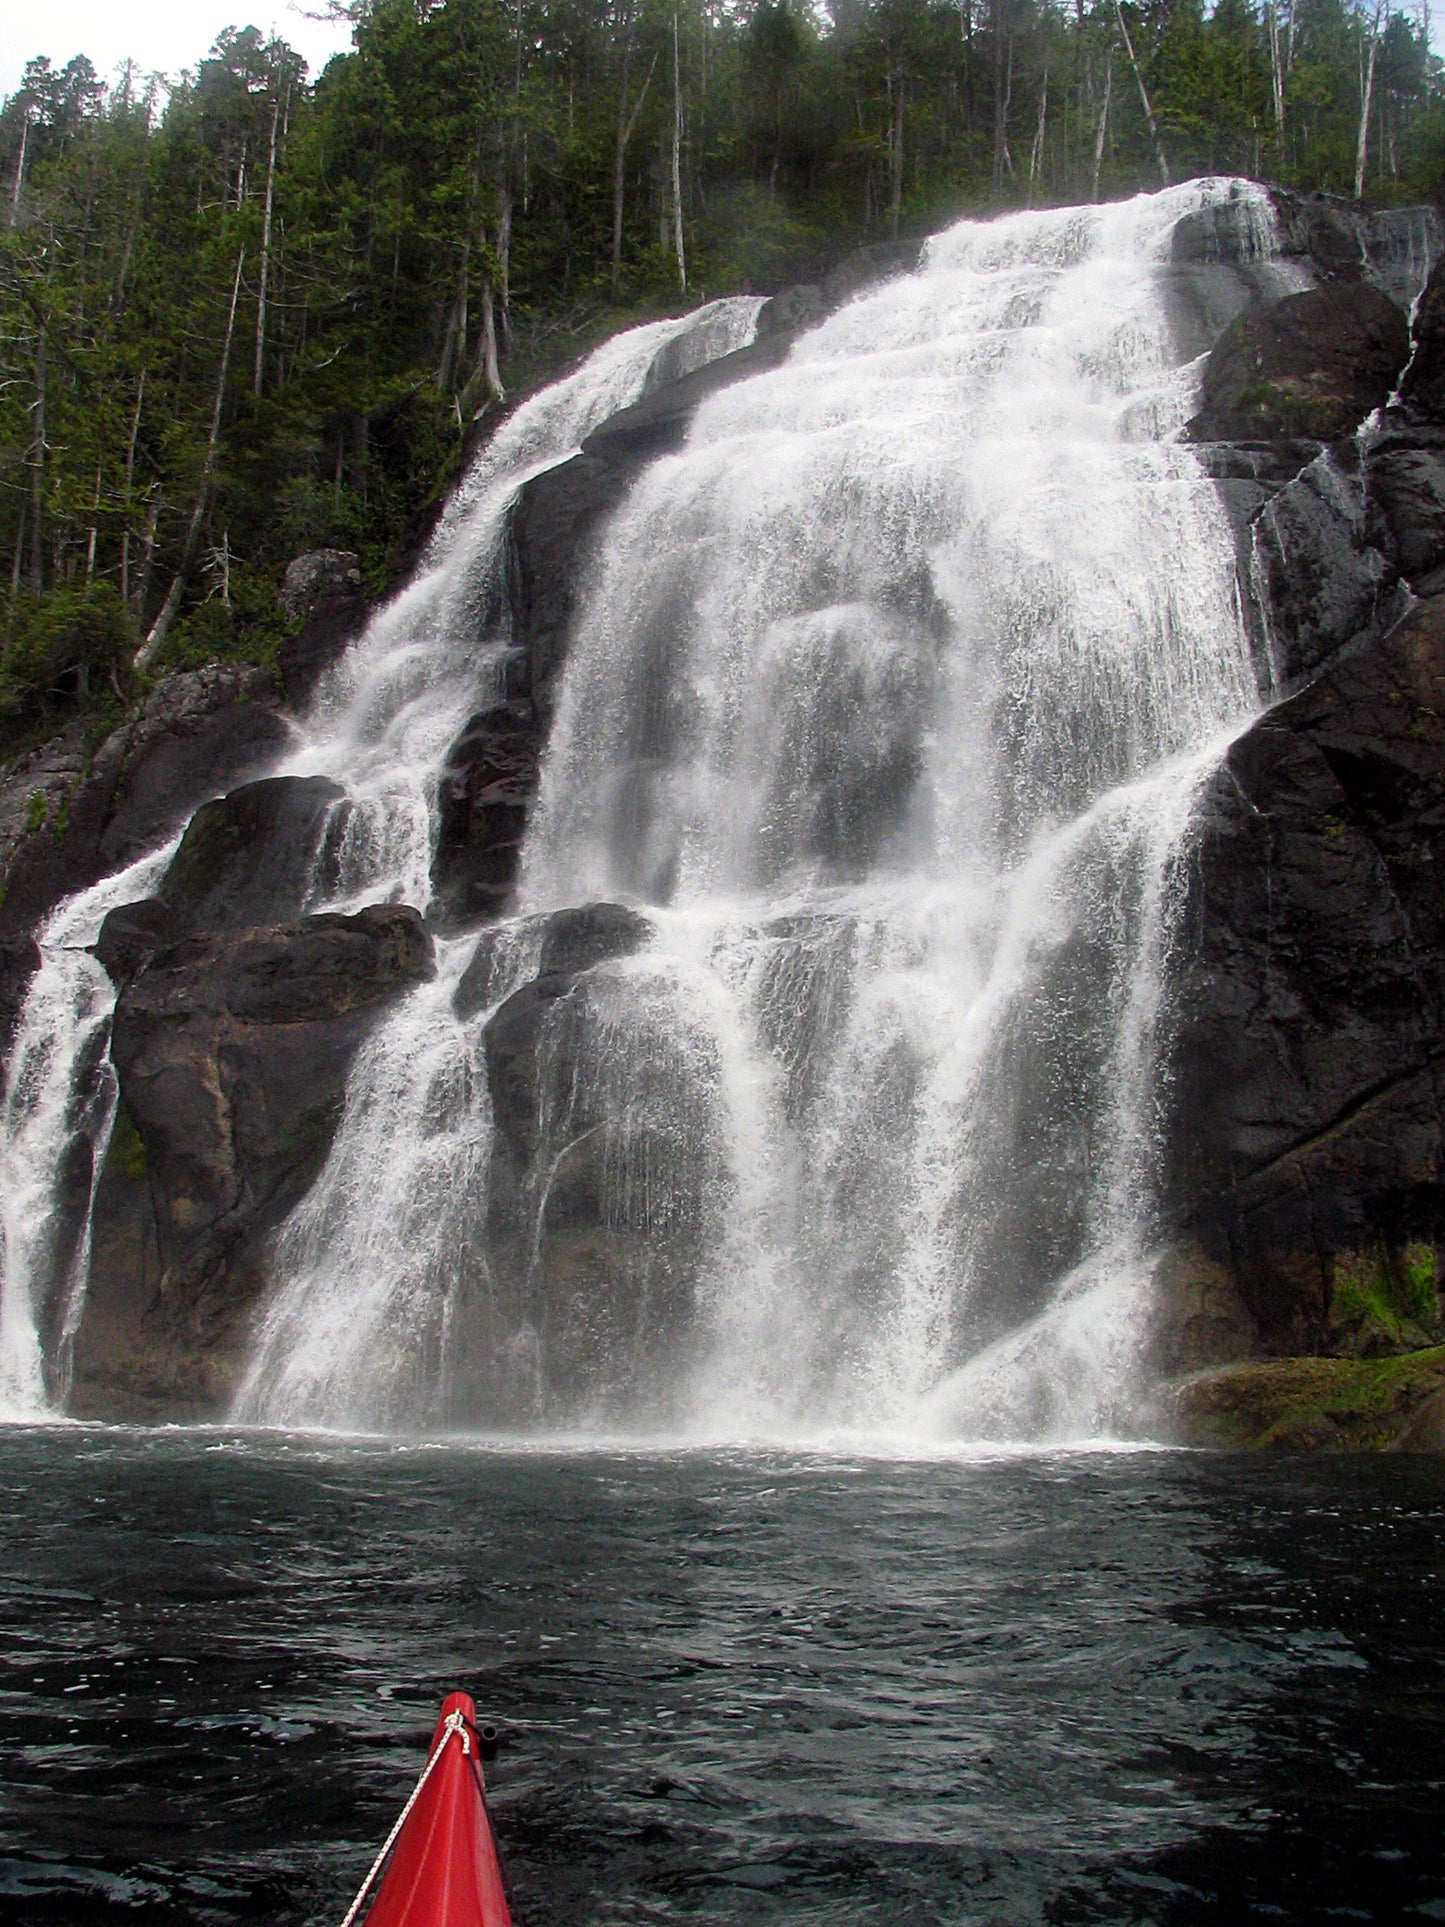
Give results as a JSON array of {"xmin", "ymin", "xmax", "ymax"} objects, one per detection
[
  {"xmin": 1402, "ymin": 1242, "xmax": 1438, "ymax": 1322},
  {"xmin": 1171, "ymin": 1347, "xmax": 1445, "ymax": 1451},
  {"xmin": 1329, "ymin": 1244, "xmax": 1440, "ymax": 1356},
  {"xmin": 23, "ymin": 791, "xmax": 48, "ymax": 834},
  {"xmin": 108, "ymin": 1104, "xmax": 148, "ymax": 1185}
]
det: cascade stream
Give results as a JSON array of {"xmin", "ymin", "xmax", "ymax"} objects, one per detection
[{"xmin": 2, "ymin": 180, "xmax": 1334, "ymax": 1437}]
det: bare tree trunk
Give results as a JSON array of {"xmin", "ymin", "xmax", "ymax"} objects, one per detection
[
  {"xmin": 992, "ymin": 32, "xmax": 1013, "ymax": 190},
  {"xmin": 1354, "ymin": 5, "xmax": 1381, "ymax": 200},
  {"xmin": 8, "ymin": 509, "xmax": 23, "ymax": 611},
  {"xmin": 28, "ymin": 328, "xmax": 44, "ymax": 594},
  {"xmin": 1267, "ymin": 2, "xmax": 1286, "ymax": 139},
  {"xmin": 1028, "ymin": 65, "xmax": 1049, "ymax": 195},
  {"xmin": 437, "ymin": 239, "xmax": 471, "ymax": 392},
  {"xmin": 1092, "ymin": 45, "xmax": 1113, "ymax": 201},
  {"xmin": 889, "ymin": 72, "xmax": 906, "ymax": 234},
  {"xmin": 611, "ymin": 44, "xmax": 657, "ymax": 297},
  {"xmin": 120, "ymin": 368, "xmax": 145, "ymax": 609},
  {"xmin": 254, "ymin": 95, "xmax": 280, "ymax": 396},
  {"xmin": 137, "ymin": 247, "xmax": 245, "ymax": 669},
  {"xmin": 86, "ymin": 454, "xmax": 102, "ymax": 579},
  {"xmin": 672, "ymin": 11, "xmax": 686, "ymax": 292},
  {"xmin": 1111, "ymin": 0, "xmax": 1168, "ymax": 184},
  {"xmin": 480, "ymin": 280, "xmax": 505, "ymax": 400},
  {"xmin": 496, "ymin": 179, "xmax": 513, "ymax": 348},
  {"xmin": 9, "ymin": 112, "xmax": 28, "ymax": 227}
]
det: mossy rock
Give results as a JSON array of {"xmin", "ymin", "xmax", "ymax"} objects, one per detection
[
  {"xmin": 1328, "ymin": 1243, "xmax": 1441, "ymax": 1357},
  {"xmin": 1167, "ymin": 1347, "xmax": 1445, "ymax": 1452}
]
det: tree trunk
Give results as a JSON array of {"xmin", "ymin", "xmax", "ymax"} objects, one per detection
[
  {"xmin": 1354, "ymin": 9, "xmax": 1381, "ymax": 200},
  {"xmin": 1028, "ymin": 66, "xmax": 1048, "ymax": 195},
  {"xmin": 1267, "ymin": 2, "xmax": 1286, "ymax": 139},
  {"xmin": 1111, "ymin": 0, "xmax": 1167, "ymax": 184},
  {"xmin": 1091, "ymin": 45, "xmax": 1113, "ymax": 201},
  {"xmin": 672, "ymin": 12, "xmax": 686, "ymax": 293},
  {"xmin": 137, "ymin": 248, "xmax": 245, "ymax": 670},
  {"xmin": 9, "ymin": 113, "xmax": 28, "ymax": 227},
  {"xmin": 889, "ymin": 72, "xmax": 906, "ymax": 233},
  {"xmin": 254, "ymin": 95, "xmax": 281, "ymax": 396},
  {"xmin": 992, "ymin": 35, "xmax": 1013, "ymax": 190},
  {"xmin": 120, "ymin": 368, "xmax": 145, "ymax": 609},
  {"xmin": 28, "ymin": 327, "xmax": 44, "ymax": 595},
  {"xmin": 497, "ymin": 165, "xmax": 514, "ymax": 348},
  {"xmin": 611, "ymin": 45, "xmax": 657, "ymax": 297},
  {"xmin": 437, "ymin": 239, "xmax": 471, "ymax": 392}
]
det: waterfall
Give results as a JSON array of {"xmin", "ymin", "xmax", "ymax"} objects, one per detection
[
  {"xmin": 0, "ymin": 299, "xmax": 763, "ymax": 1420},
  {"xmin": 240, "ymin": 179, "xmax": 1276, "ymax": 1440},
  {"xmin": 0, "ymin": 844, "xmax": 176, "ymax": 1417}
]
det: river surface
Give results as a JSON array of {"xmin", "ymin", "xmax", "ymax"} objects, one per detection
[{"xmin": 1, "ymin": 1431, "xmax": 1443, "ymax": 1925}]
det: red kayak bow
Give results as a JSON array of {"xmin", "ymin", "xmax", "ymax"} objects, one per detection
[{"xmin": 341, "ymin": 1692, "xmax": 513, "ymax": 1927}]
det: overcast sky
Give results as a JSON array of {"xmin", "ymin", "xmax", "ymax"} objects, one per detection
[{"xmin": 0, "ymin": 1, "xmax": 355, "ymax": 102}]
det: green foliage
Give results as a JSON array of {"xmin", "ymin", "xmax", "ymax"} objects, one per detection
[
  {"xmin": 1330, "ymin": 1242, "xmax": 1442, "ymax": 1355},
  {"xmin": 0, "ymin": 584, "xmax": 136, "ymax": 724},
  {"xmin": 1, "ymin": 0, "xmax": 1442, "ymax": 751}
]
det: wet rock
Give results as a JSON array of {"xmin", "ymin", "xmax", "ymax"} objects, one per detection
[
  {"xmin": 92, "ymin": 898, "xmax": 176, "ymax": 989},
  {"xmin": 0, "ymin": 663, "xmax": 291, "ymax": 944},
  {"xmin": 431, "ymin": 699, "xmax": 541, "ymax": 927},
  {"xmin": 0, "ymin": 932, "xmax": 41, "ymax": 1088},
  {"xmin": 157, "ymin": 775, "xmax": 348, "ymax": 935},
  {"xmin": 1161, "ymin": 596, "xmax": 1445, "ymax": 1352},
  {"xmin": 68, "ymin": 904, "xmax": 434, "ymax": 1419},
  {"xmin": 1163, "ymin": 1346, "xmax": 1445, "ymax": 1451},
  {"xmin": 1245, "ymin": 448, "xmax": 1406, "ymax": 688},
  {"xmin": 1186, "ymin": 282, "xmax": 1410, "ymax": 444},
  {"xmin": 1398, "ymin": 247, "xmax": 1445, "ymax": 421}
]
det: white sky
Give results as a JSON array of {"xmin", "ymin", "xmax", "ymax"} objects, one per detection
[{"xmin": 0, "ymin": 1, "xmax": 355, "ymax": 102}]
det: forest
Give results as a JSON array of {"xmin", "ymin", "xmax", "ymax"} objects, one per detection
[{"xmin": 0, "ymin": 0, "xmax": 1441, "ymax": 746}]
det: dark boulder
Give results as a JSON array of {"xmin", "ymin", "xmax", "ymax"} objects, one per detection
[
  {"xmin": 92, "ymin": 898, "xmax": 176, "ymax": 990},
  {"xmin": 1161, "ymin": 595, "xmax": 1445, "ymax": 1355},
  {"xmin": 1398, "ymin": 248, "xmax": 1445, "ymax": 422},
  {"xmin": 68, "ymin": 904, "xmax": 434, "ymax": 1418},
  {"xmin": 1186, "ymin": 282, "xmax": 1410, "ymax": 444},
  {"xmin": 0, "ymin": 663, "xmax": 291, "ymax": 944},
  {"xmin": 0, "ymin": 932, "xmax": 41, "ymax": 1089},
  {"xmin": 156, "ymin": 774, "xmax": 348, "ymax": 935},
  {"xmin": 431, "ymin": 698, "xmax": 541, "ymax": 927}
]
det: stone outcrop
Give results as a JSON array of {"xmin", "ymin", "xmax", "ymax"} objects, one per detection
[
  {"xmin": 0, "ymin": 663, "xmax": 292, "ymax": 952},
  {"xmin": 1165, "ymin": 1347, "xmax": 1445, "ymax": 1451},
  {"xmin": 1161, "ymin": 596, "xmax": 1445, "ymax": 1357},
  {"xmin": 70, "ymin": 904, "xmax": 433, "ymax": 1418},
  {"xmin": 1185, "ymin": 282, "xmax": 1409, "ymax": 443}
]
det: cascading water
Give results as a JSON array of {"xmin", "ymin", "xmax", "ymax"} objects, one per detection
[
  {"xmin": 0, "ymin": 844, "xmax": 176, "ymax": 1417},
  {"xmin": 238, "ymin": 178, "xmax": 1292, "ymax": 1440},
  {"xmin": 0, "ymin": 298, "xmax": 763, "ymax": 1420}
]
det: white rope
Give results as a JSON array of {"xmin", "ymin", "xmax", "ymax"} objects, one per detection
[{"xmin": 337, "ymin": 1710, "xmax": 472, "ymax": 1927}]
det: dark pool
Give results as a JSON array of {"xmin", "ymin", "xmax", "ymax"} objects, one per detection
[{"xmin": 0, "ymin": 1430, "xmax": 1443, "ymax": 1924}]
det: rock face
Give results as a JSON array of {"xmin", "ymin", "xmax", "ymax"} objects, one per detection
[
  {"xmin": 157, "ymin": 775, "xmax": 348, "ymax": 934},
  {"xmin": 1162, "ymin": 575, "xmax": 1445, "ymax": 1359},
  {"xmin": 276, "ymin": 551, "xmax": 369, "ymax": 707},
  {"xmin": 1186, "ymin": 282, "xmax": 1409, "ymax": 443},
  {"xmin": 70, "ymin": 905, "xmax": 433, "ymax": 1418},
  {"xmin": 0, "ymin": 663, "xmax": 291, "ymax": 949}
]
